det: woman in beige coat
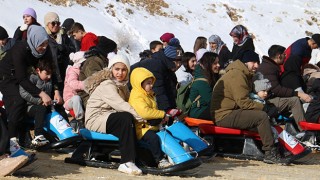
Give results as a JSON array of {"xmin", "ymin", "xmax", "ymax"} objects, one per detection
[{"xmin": 84, "ymin": 54, "xmax": 144, "ymax": 175}]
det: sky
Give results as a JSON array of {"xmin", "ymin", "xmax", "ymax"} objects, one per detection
[{"xmin": 1, "ymin": 0, "xmax": 320, "ymax": 64}]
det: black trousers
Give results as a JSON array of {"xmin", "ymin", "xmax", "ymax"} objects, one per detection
[
  {"xmin": 106, "ymin": 112, "xmax": 137, "ymax": 163},
  {"xmin": 0, "ymin": 80, "xmax": 27, "ymax": 139},
  {"xmin": 139, "ymin": 130, "xmax": 163, "ymax": 163},
  {"xmin": 0, "ymin": 116, "xmax": 8, "ymax": 155},
  {"xmin": 28, "ymin": 104, "xmax": 69, "ymax": 136}
]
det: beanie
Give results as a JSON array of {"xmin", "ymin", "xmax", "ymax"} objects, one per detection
[
  {"xmin": 96, "ymin": 36, "xmax": 117, "ymax": 59},
  {"xmin": 241, "ymin": 50, "xmax": 260, "ymax": 64},
  {"xmin": 164, "ymin": 38, "xmax": 183, "ymax": 60},
  {"xmin": 44, "ymin": 12, "xmax": 59, "ymax": 25},
  {"xmin": 69, "ymin": 51, "xmax": 86, "ymax": 66},
  {"xmin": 160, "ymin": 32, "xmax": 175, "ymax": 43},
  {"xmin": 61, "ymin": 18, "xmax": 75, "ymax": 33},
  {"xmin": 108, "ymin": 53, "xmax": 130, "ymax": 73},
  {"xmin": 0, "ymin": 26, "xmax": 9, "ymax": 40},
  {"xmin": 23, "ymin": 8, "xmax": 37, "ymax": 20},
  {"xmin": 253, "ymin": 72, "xmax": 271, "ymax": 93},
  {"xmin": 312, "ymin": 34, "xmax": 320, "ymax": 47}
]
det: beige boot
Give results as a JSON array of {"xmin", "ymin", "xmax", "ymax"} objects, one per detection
[{"xmin": 0, "ymin": 155, "xmax": 28, "ymax": 177}]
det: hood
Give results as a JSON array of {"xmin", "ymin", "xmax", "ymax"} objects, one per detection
[
  {"xmin": 193, "ymin": 64, "xmax": 206, "ymax": 79},
  {"xmin": 130, "ymin": 67, "xmax": 155, "ymax": 95},
  {"xmin": 225, "ymin": 60, "xmax": 252, "ymax": 77},
  {"xmin": 84, "ymin": 68, "xmax": 112, "ymax": 94}
]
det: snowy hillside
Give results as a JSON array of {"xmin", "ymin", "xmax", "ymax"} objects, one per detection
[{"xmin": 1, "ymin": 0, "xmax": 320, "ymax": 64}]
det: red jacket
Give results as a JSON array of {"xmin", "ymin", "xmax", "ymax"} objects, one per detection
[{"xmin": 80, "ymin": 32, "xmax": 98, "ymax": 51}]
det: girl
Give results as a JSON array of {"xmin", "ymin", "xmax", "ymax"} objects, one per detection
[{"xmin": 176, "ymin": 52, "xmax": 197, "ymax": 86}]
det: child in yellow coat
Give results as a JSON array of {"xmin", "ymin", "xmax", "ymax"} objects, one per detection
[{"xmin": 129, "ymin": 67, "xmax": 180, "ymax": 168}]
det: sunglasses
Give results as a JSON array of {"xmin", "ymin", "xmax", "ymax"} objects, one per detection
[{"xmin": 51, "ymin": 21, "xmax": 61, "ymax": 26}]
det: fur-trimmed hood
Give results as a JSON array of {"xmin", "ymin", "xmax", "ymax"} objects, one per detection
[{"xmin": 84, "ymin": 68, "xmax": 113, "ymax": 95}]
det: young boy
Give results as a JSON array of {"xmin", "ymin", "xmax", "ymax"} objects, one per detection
[
  {"xmin": 129, "ymin": 67, "xmax": 180, "ymax": 168},
  {"xmin": 69, "ymin": 22, "xmax": 98, "ymax": 51},
  {"xmin": 19, "ymin": 59, "xmax": 67, "ymax": 147}
]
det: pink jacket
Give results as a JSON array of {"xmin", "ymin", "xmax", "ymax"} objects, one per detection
[{"xmin": 63, "ymin": 66, "xmax": 84, "ymax": 110}]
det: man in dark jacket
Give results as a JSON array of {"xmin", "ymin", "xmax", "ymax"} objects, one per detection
[
  {"xmin": 211, "ymin": 50, "xmax": 289, "ymax": 165},
  {"xmin": 257, "ymin": 45, "xmax": 311, "ymax": 131},
  {"xmin": 130, "ymin": 38, "xmax": 183, "ymax": 111}
]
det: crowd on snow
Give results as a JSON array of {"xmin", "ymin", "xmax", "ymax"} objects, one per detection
[{"xmin": 1, "ymin": 7, "xmax": 320, "ymax": 176}]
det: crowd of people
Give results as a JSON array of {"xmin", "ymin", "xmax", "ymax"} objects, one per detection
[{"xmin": 1, "ymin": 7, "xmax": 320, "ymax": 177}]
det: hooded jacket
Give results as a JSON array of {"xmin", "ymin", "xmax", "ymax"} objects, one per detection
[
  {"xmin": 129, "ymin": 68, "xmax": 165, "ymax": 139},
  {"xmin": 189, "ymin": 64, "xmax": 211, "ymax": 118},
  {"xmin": 84, "ymin": 68, "xmax": 143, "ymax": 133},
  {"xmin": 211, "ymin": 60, "xmax": 264, "ymax": 122}
]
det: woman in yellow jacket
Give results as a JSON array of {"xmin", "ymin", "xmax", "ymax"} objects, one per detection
[{"xmin": 129, "ymin": 67, "xmax": 179, "ymax": 168}]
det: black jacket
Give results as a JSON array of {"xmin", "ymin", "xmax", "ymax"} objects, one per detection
[{"xmin": 231, "ymin": 38, "xmax": 255, "ymax": 60}]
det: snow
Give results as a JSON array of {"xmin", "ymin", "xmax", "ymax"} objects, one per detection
[{"xmin": 1, "ymin": 0, "xmax": 320, "ymax": 64}]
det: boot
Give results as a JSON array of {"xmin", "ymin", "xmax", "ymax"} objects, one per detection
[{"xmin": 263, "ymin": 147, "xmax": 291, "ymax": 165}]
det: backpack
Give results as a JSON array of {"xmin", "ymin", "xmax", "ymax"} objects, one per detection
[{"xmin": 176, "ymin": 78, "xmax": 208, "ymax": 115}]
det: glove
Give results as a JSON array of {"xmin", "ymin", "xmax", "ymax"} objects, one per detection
[
  {"xmin": 166, "ymin": 109, "xmax": 182, "ymax": 118},
  {"xmin": 263, "ymin": 104, "xmax": 279, "ymax": 119},
  {"xmin": 20, "ymin": 24, "xmax": 28, "ymax": 31}
]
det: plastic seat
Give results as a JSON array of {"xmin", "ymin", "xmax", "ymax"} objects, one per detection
[
  {"xmin": 198, "ymin": 124, "xmax": 260, "ymax": 139},
  {"xmin": 184, "ymin": 117, "xmax": 213, "ymax": 127},
  {"xmin": 299, "ymin": 121, "xmax": 320, "ymax": 131},
  {"xmin": 80, "ymin": 128, "xmax": 119, "ymax": 141}
]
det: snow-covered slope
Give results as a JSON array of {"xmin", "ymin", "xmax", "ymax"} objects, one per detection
[{"xmin": 1, "ymin": 0, "xmax": 320, "ymax": 63}]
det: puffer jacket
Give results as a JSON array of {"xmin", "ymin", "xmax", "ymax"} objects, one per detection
[
  {"xmin": 63, "ymin": 65, "xmax": 84, "ymax": 110},
  {"xmin": 129, "ymin": 68, "xmax": 165, "ymax": 139},
  {"xmin": 211, "ymin": 60, "xmax": 264, "ymax": 122},
  {"xmin": 84, "ymin": 68, "xmax": 144, "ymax": 133}
]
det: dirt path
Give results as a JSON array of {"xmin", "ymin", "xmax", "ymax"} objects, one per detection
[{"xmin": 3, "ymin": 150, "xmax": 320, "ymax": 180}]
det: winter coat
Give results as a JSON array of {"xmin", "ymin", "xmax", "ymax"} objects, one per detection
[
  {"xmin": 63, "ymin": 65, "xmax": 84, "ymax": 110},
  {"xmin": 78, "ymin": 50, "xmax": 108, "ymax": 107},
  {"xmin": 281, "ymin": 53, "xmax": 307, "ymax": 92},
  {"xmin": 211, "ymin": 60, "xmax": 264, "ymax": 122},
  {"xmin": 0, "ymin": 40, "xmax": 57, "ymax": 97},
  {"xmin": 281, "ymin": 37, "xmax": 312, "ymax": 73},
  {"xmin": 130, "ymin": 50, "xmax": 177, "ymax": 111},
  {"xmin": 231, "ymin": 38, "xmax": 255, "ymax": 60},
  {"xmin": 189, "ymin": 65, "xmax": 212, "ymax": 118},
  {"xmin": 84, "ymin": 68, "xmax": 143, "ymax": 133},
  {"xmin": 218, "ymin": 45, "xmax": 232, "ymax": 69},
  {"xmin": 80, "ymin": 32, "xmax": 98, "ymax": 51},
  {"xmin": 129, "ymin": 68, "xmax": 165, "ymax": 139},
  {"xmin": 19, "ymin": 74, "xmax": 52, "ymax": 107},
  {"xmin": 175, "ymin": 65, "xmax": 193, "ymax": 87},
  {"xmin": 257, "ymin": 56, "xmax": 298, "ymax": 98}
]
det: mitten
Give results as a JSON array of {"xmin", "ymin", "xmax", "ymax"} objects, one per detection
[
  {"xmin": 20, "ymin": 24, "xmax": 28, "ymax": 31},
  {"xmin": 263, "ymin": 104, "xmax": 279, "ymax": 119},
  {"xmin": 166, "ymin": 109, "xmax": 182, "ymax": 118}
]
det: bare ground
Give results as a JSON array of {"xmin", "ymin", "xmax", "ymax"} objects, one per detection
[{"xmin": 2, "ymin": 150, "xmax": 320, "ymax": 180}]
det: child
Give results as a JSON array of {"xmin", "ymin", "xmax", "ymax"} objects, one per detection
[
  {"xmin": 19, "ymin": 59, "xmax": 66, "ymax": 147},
  {"xmin": 63, "ymin": 51, "xmax": 85, "ymax": 131},
  {"xmin": 129, "ymin": 67, "xmax": 181, "ymax": 168},
  {"xmin": 69, "ymin": 22, "xmax": 98, "ymax": 51}
]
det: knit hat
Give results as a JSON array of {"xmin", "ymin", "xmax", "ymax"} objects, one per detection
[
  {"xmin": 164, "ymin": 38, "xmax": 183, "ymax": 60},
  {"xmin": 27, "ymin": 25, "xmax": 49, "ymax": 58},
  {"xmin": 61, "ymin": 18, "xmax": 75, "ymax": 33},
  {"xmin": 241, "ymin": 50, "xmax": 260, "ymax": 64},
  {"xmin": 160, "ymin": 32, "xmax": 175, "ymax": 43},
  {"xmin": 0, "ymin": 26, "xmax": 9, "ymax": 40},
  {"xmin": 196, "ymin": 48, "xmax": 208, "ymax": 61},
  {"xmin": 44, "ymin": 12, "xmax": 59, "ymax": 25},
  {"xmin": 253, "ymin": 72, "xmax": 271, "ymax": 93},
  {"xmin": 23, "ymin": 8, "xmax": 37, "ymax": 20},
  {"xmin": 108, "ymin": 53, "xmax": 131, "ymax": 73},
  {"xmin": 69, "ymin": 51, "xmax": 86, "ymax": 66},
  {"xmin": 96, "ymin": 36, "xmax": 117, "ymax": 58},
  {"xmin": 312, "ymin": 34, "xmax": 320, "ymax": 47}
]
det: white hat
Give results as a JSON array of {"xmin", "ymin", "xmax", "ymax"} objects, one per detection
[
  {"xmin": 69, "ymin": 51, "xmax": 86, "ymax": 66},
  {"xmin": 108, "ymin": 53, "xmax": 130, "ymax": 72}
]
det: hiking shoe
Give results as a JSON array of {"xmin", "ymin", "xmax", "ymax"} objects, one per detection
[
  {"xmin": 118, "ymin": 162, "xmax": 142, "ymax": 175},
  {"xmin": 158, "ymin": 158, "xmax": 172, "ymax": 168},
  {"xmin": 0, "ymin": 155, "xmax": 28, "ymax": 177},
  {"xmin": 263, "ymin": 147, "xmax": 291, "ymax": 165},
  {"xmin": 31, "ymin": 135, "xmax": 49, "ymax": 147}
]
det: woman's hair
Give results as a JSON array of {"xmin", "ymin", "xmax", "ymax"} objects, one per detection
[
  {"xmin": 193, "ymin": 36, "xmax": 207, "ymax": 53},
  {"xmin": 199, "ymin": 52, "xmax": 219, "ymax": 87},
  {"xmin": 181, "ymin": 52, "xmax": 196, "ymax": 74}
]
